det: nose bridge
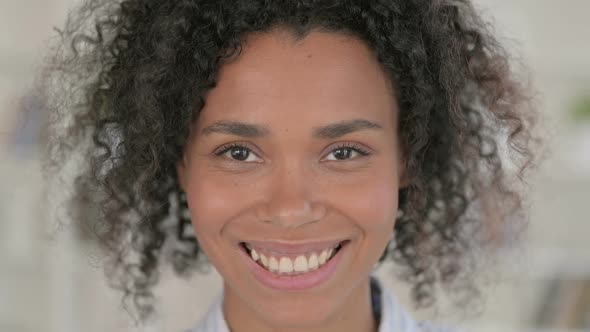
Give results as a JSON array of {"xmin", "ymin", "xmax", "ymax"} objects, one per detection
[{"xmin": 261, "ymin": 156, "xmax": 325, "ymax": 228}]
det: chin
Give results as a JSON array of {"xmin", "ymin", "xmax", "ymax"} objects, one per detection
[{"xmin": 257, "ymin": 298, "xmax": 337, "ymax": 329}]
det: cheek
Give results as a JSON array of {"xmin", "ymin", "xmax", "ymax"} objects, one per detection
[
  {"xmin": 324, "ymin": 170, "xmax": 398, "ymax": 270},
  {"xmin": 328, "ymin": 171, "xmax": 399, "ymax": 232},
  {"xmin": 183, "ymin": 171, "xmax": 249, "ymax": 240},
  {"xmin": 183, "ymin": 160, "xmax": 400, "ymax": 238}
]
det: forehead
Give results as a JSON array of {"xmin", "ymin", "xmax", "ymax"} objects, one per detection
[{"xmin": 197, "ymin": 28, "xmax": 397, "ymax": 131}]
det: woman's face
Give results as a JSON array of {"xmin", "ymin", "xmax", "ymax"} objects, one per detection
[{"xmin": 177, "ymin": 28, "xmax": 405, "ymax": 329}]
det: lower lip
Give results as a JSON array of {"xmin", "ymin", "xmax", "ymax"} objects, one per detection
[{"xmin": 238, "ymin": 241, "xmax": 349, "ymax": 291}]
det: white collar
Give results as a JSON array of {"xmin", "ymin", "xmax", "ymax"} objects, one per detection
[{"xmin": 186, "ymin": 277, "xmax": 452, "ymax": 332}]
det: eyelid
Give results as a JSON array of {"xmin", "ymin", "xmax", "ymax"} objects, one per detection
[
  {"xmin": 321, "ymin": 141, "xmax": 372, "ymax": 160},
  {"xmin": 213, "ymin": 140, "xmax": 372, "ymax": 162},
  {"xmin": 213, "ymin": 141, "xmax": 263, "ymax": 160}
]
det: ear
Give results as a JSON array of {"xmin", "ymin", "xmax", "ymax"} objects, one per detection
[
  {"xmin": 176, "ymin": 153, "xmax": 188, "ymax": 191},
  {"xmin": 397, "ymin": 142, "xmax": 410, "ymax": 188},
  {"xmin": 398, "ymin": 168, "xmax": 410, "ymax": 188}
]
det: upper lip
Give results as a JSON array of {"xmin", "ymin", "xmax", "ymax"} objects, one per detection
[{"xmin": 242, "ymin": 239, "xmax": 348, "ymax": 255}]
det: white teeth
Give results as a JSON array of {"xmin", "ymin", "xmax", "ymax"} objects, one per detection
[
  {"xmin": 293, "ymin": 255, "xmax": 308, "ymax": 272},
  {"xmin": 318, "ymin": 250, "xmax": 328, "ymax": 265},
  {"xmin": 250, "ymin": 248, "xmax": 259, "ymax": 261},
  {"xmin": 279, "ymin": 257, "xmax": 294, "ymax": 273},
  {"xmin": 308, "ymin": 253, "xmax": 318, "ymax": 270},
  {"xmin": 260, "ymin": 253, "xmax": 269, "ymax": 268},
  {"xmin": 269, "ymin": 256, "xmax": 279, "ymax": 272},
  {"xmin": 245, "ymin": 242, "xmax": 343, "ymax": 275}
]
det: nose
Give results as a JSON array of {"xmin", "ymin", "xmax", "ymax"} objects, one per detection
[{"xmin": 257, "ymin": 160, "xmax": 326, "ymax": 229}]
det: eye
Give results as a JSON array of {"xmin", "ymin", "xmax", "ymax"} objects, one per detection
[
  {"xmin": 214, "ymin": 142, "xmax": 262, "ymax": 163},
  {"xmin": 324, "ymin": 143, "xmax": 371, "ymax": 161},
  {"xmin": 213, "ymin": 142, "xmax": 371, "ymax": 163}
]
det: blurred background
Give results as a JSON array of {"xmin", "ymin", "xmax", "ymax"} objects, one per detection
[{"xmin": 1, "ymin": 0, "xmax": 589, "ymax": 331}]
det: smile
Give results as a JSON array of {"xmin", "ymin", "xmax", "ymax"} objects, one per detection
[
  {"xmin": 239, "ymin": 239, "xmax": 350, "ymax": 290},
  {"xmin": 241, "ymin": 242, "xmax": 343, "ymax": 275}
]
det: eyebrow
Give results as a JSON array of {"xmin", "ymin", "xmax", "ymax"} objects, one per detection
[{"xmin": 200, "ymin": 119, "xmax": 383, "ymax": 139}]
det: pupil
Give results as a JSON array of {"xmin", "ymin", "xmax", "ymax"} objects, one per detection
[
  {"xmin": 231, "ymin": 148, "xmax": 249, "ymax": 161},
  {"xmin": 335, "ymin": 149, "xmax": 351, "ymax": 160}
]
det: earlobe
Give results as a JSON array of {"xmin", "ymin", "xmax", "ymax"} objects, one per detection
[
  {"xmin": 397, "ymin": 146, "xmax": 409, "ymax": 188},
  {"xmin": 399, "ymin": 175, "xmax": 410, "ymax": 188},
  {"xmin": 398, "ymin": 168, "xmax": 410, "ymax": 188},
  {"xmin": 176, "ymin": 155, "xmax": 187, "ymax": 190}
]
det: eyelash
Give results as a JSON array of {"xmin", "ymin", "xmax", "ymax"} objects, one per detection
[{"xmin": 213, "ymin": 142, "xmax": 371, "ymax": 161}]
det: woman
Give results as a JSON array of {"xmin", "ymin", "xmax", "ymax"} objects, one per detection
[{"xmin": 40, "ymin": 0, "xmax": 542, "ymax": 331}]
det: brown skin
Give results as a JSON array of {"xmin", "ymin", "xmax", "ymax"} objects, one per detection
[{"xmin": 177, "ymin": 28, "xmax": 407, "ymax": 332}]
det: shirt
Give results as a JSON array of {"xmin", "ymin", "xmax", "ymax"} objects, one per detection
[{"xmin": 185, "ymin": 276, "xmax": 461, "ymax": 332}]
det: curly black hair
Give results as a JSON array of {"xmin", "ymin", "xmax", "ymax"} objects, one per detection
[{"xmin": 39, "ymin": 0, "xmax": 543, "ymax": 324}]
